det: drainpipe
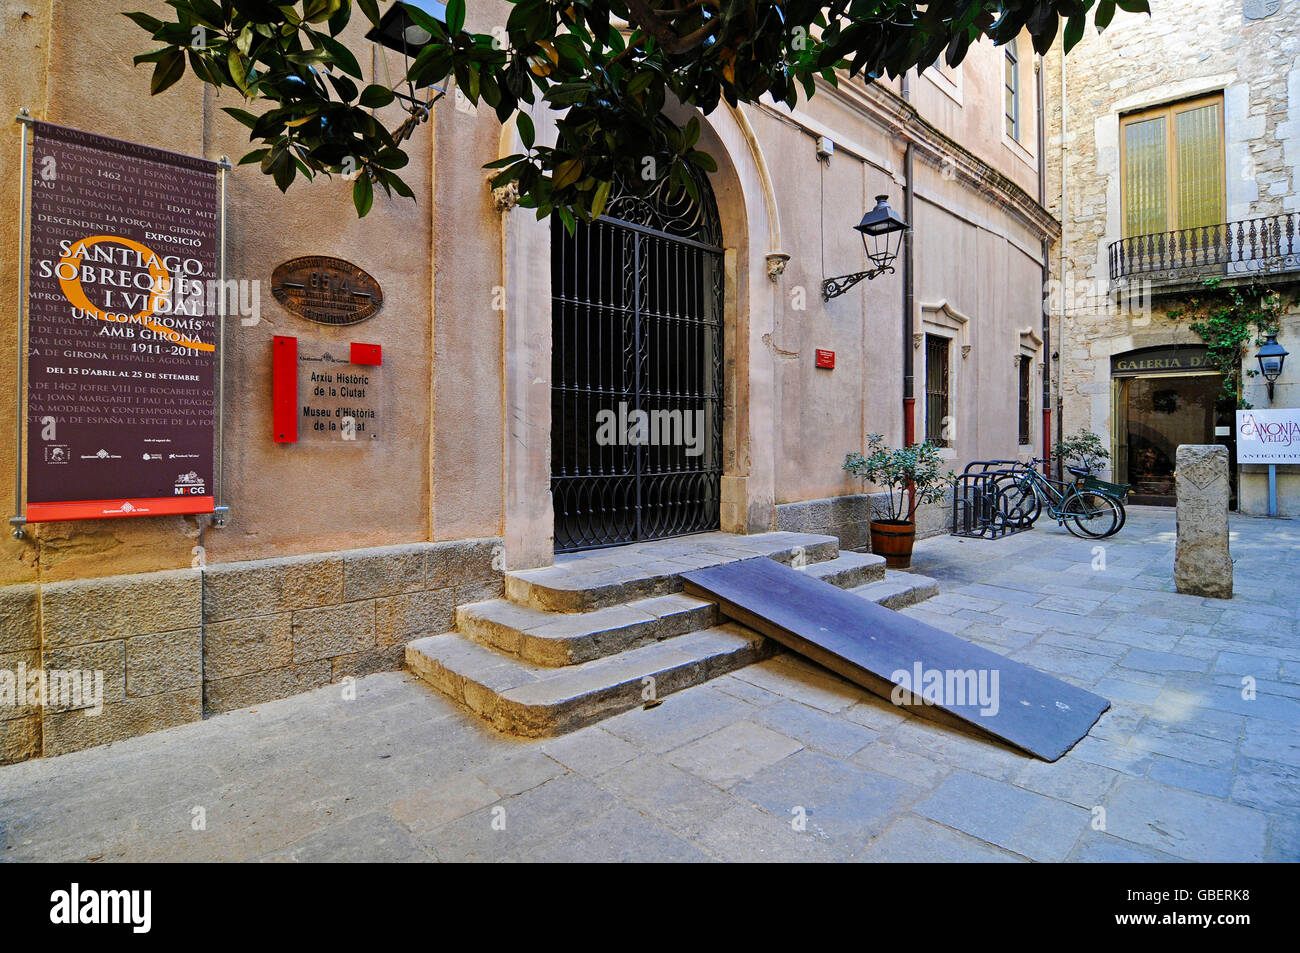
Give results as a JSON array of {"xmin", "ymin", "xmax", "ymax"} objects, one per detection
[
  {"xmin": 1056, "ymin": 50, "xmax": 1068, "ymax": 482},
  {"xmin": 1037, "ymin": 56, "xmax": 1052, "ymax": 476},
  {"xmin": 901, "ymin": 73, "xmax": 916, "ymax": 450}
]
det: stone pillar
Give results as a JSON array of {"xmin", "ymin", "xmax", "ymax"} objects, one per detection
[{"xmin": 1174, "ymin": 444, "xmax": 1233, "ymax": 599}]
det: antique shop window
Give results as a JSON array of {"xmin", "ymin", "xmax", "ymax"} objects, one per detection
[
  {"xmin": 925, "ymin": 335, "xmax": 951, "ymax": 448},
  {"xmin": 1004, "ymin": 45, "xmax": 1020, "ymax": 140},
  {"xmin": 1121, "ymin": 94, "xmax": 1225, "ymax": 237},
  {"xmin": 1018, "ymin": 356, "xmax": 1032, "ymax": 445}
]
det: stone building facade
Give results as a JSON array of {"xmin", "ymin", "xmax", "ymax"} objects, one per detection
[
  {"xmin": 1042, "ymin": 0, "xmax": 1300, "ymax": 512},
  {"xmin": 0, "ymin": 1, "xmax": 1056, "ymax": 762}
]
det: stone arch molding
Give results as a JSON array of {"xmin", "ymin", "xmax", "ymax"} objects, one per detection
[
  {"xmin": 490, "ymin": 101, "xmax": 783, "ymax": 262},
  {"xmin": 494, "ymin": 99, "xmax": 784, "ymax": 565}
]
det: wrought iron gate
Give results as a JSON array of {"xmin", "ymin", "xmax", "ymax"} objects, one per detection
[{"xmin": 551, "ymin": 175, "xmax": 724, "ymax": 552}]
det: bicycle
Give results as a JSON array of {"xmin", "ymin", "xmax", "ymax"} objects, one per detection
[{"xmin": 992, "ymin": 457, "xmax": 1126, "ymax": 539}]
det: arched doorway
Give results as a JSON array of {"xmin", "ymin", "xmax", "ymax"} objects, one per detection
[{"xmin": 550, "ymin": 170, "xmax": 724, "ymax": 551}]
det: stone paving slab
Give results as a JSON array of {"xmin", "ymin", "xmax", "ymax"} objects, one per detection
[{"xmin": 1, "ymin": 508, "xmax": 1297, "ymax": 862}]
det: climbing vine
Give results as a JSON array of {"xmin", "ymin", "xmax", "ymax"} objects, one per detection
[{"xmin": 1169, "ymin": 278, "xmax": 1288, "ymax": 409}]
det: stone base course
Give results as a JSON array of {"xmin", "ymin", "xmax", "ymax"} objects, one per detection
[{"xmin": 0, "ymin": 538, "xmax": 502, "ymax": 764}]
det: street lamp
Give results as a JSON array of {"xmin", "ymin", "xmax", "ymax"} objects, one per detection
[
  {"xmin": 822, "ymin": 195, "xmax": 909, "ymax": 300},
  {"xmin": 365, "ymin": 1, "xmax": 449, "ymax": 135},
  {"xmin": 1256, "ymin": 333, "xmax": 1289, "ymax": 403}
]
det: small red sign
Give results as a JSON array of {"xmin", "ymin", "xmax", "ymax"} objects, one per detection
[
  {"xmin": 272, "ymin": 336, "xmax": 298, "ymax": 444},
  {"xmin": 350, "ymin": 343, "xmax": 382, "ymax": 366},
  {"xmin": 815, "ymin": 349, "xmax": 836, "ymax": 369}
]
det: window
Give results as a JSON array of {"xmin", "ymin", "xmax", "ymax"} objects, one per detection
[
  {"xmin": 1018, "ymin": 357, "xmax": 1032, "ymax": 445},
  {"xmin": 1004, "ymin": 45, "xmax": 1019, "ymax": 140},
  {"xmin": 925, "ymin": 335, "xmax": 951, "ymax": 448},
  {"xmin": 1121, "ymin": 95, "xmax": 1225, "ymax": 238}
]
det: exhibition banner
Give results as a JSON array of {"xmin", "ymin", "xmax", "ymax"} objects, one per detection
[{"xmin": 24, "ymin": 122, "xmax": 220, "ymax": 521}]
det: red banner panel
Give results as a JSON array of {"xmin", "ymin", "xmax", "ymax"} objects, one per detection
[
  {"xmin": 24, "ymin": 122, "xmax": 220, "ymax": 521},
  {"xmin": 273, "ymin": 336, "xmax": 298, "ymax": 443}
]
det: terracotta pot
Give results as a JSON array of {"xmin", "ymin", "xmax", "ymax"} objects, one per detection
[{"xmin": 870, "ymin": 519, "xmax": 916, "ymax": 569}]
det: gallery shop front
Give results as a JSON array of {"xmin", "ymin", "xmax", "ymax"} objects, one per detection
[{"xmin": 1110, "ymin": 344, "xmax": 1236, "ymax": 507}]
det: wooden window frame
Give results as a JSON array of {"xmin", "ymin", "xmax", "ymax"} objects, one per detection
[{"xmin": 1119, "ymin": 93, "xmax": 1226, "ymax": 239}]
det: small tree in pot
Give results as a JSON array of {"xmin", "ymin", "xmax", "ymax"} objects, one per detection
[
  {"xmin": 844, "ymin": 435, "xmax": 954, "ymax": 568},
  {"xmin": 1053, "ymin": 429, "xmax": 1110, "ymax": 476}
]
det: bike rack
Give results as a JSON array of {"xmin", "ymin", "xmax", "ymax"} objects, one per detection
[{"xmin": 950, "ymin": 462, "xmax": 1032, "ymax": 539}]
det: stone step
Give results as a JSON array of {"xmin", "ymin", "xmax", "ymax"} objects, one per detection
[
  {"xmin": 456, "ymin": 592, "xmax": 718, "ymax": 667},
  {"xmin": 505, "ymin": 531, "xmax": 839, "ymax": 612},
  {"xmin": 406, "ymin": 623, "xmax": 772, "ymax": 737},
  {"xmin": 797, "ymin": 550, "xmax": 886, "ymax": 589},
  {"xmin": 850, "ymin": 570, "xmax": 940, "ymax": 610}
]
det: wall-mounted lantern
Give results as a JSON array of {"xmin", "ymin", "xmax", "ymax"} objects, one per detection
[
  {"xmin": 1256, "ymin": 333, "xmax": 1289, "ymax": 403},
  {"xmin": 365, "ymin": 1, "xmax": 449, "ymax": 131},
  {"xmin": 822, "ymin": 194, "xmax": 909, "ymax": 300}
]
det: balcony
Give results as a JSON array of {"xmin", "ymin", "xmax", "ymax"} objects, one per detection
[{"xmin": 1108, "ymin": 211, "xmax": 1300, "ymax": 295}]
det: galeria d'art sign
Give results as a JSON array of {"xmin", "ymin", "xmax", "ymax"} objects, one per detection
[{"xmin": 22, "ymin": 122, "xmax": 221, "ymax": 522}]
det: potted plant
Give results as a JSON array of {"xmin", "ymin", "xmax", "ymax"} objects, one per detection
[
  {"xmin": 1053, "ymin": 429, "xmax": 1110, "ymax": 476},
  {"xmin": 844, "ymin": 435, "xmax": 954, "ymax": 569}
]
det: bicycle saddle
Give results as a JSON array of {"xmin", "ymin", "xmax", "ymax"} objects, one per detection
[{"xmin": 1067, "ymin": 465, "xmax": 1091, "ymax": 478}]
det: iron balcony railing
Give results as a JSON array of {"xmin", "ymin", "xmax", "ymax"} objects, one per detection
[{"xmin": 1108, "ymin": 211, "xmax": 1300, "ymax": 287}]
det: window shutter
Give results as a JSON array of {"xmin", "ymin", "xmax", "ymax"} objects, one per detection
[
  {"xmin": 1123, "ymin": 114, "xmax": 1169, "ymax": 238},
  {"xmin": 1174, "ymin": 101, "xmax": 1225, "ymax": 230}
]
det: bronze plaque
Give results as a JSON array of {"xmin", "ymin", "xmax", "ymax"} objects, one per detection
[{"xmin": 271, "ymin": 256, "xmax": 383, "ymax": 326}]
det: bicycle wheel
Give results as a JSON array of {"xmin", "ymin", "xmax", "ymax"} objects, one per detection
[
  {"xmin": 994, "ymin": 476, "xmax": 1041, "ymax": 527},
  {"xmin": 1064, "ymin": 490, "xmax": 1121, "ymax": 538}
]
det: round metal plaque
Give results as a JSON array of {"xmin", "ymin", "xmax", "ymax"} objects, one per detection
[{"xmin": 271, "ymin": 256, "xmax": 383, "ymax": 326}]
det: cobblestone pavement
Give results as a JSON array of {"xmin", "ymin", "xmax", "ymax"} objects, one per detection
[{"xmin": 2, "ymin": 507, "xmax": 1297, "ymax": 862}]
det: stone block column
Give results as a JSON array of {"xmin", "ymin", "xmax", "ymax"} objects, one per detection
[{"xmin": 1174, "ymin": 444, "xmax": 1233, "ymax": 600}]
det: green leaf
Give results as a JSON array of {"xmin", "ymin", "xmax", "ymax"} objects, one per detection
[
  {"xmin": 553, "ymin": 158, "xmax": 583, "ymax": 190},
  {"xmin": 1063, "ymin": 15, "xmax": 1086, "ymax": 52},
  {"xmin": 223, "ymin": 106, "xmax": 260, "ymax": 129},
  {"xmin": 1095, "ymin": 1, "xmax": 1117, "ymax": 30},
  {"xmin": 446, "ymin": 0, "xmax": 467, "ymax": 35},
  {"xmin": 373, "ymin": 148, "xmax": 409, "ymax": 169},
  {"xmin": 591, "ymin": 178, "xmax": 611, "ymax": 219},
  {"xmin": 122, "ymin": 11, "xmax": 164, "ymax": 35},
  {"xmin": 353, "ymin": 174, "xmax": 374, "ymax": 217},
  {"xmin": 359, "ymin": 84, "xmax": 396, "ymax": 108},
  {"xmin": 151, "ymin": 48, "xmax": 186, "ymax": 94},
  {"xmin": 517, "ymin": 112, "xmax": 535, "ymax": 149},
  {"xmin": 356, "ymin": 0, "xmax": 382, "ymax": 28},
  {"xmin": 302, "ymin": 0, "xmax": 338, "ymax": 24},
  {"xmin": 227, "ymin": 48, "xmax": 250, "ymax": 94},
  {"xmin": 627, "ymin": 71, "xmax": 654, "ymax": 95},
  {"xmin": 683, "ymin": 116, "xmax": 701, "ymax": 150},
  {"xmin": 320, "ymin": 33, "xmax": 363, "ymax": 79},
  {"xmin": 187, "ymin": 0, "xmax": 226, "ymax": 29}
]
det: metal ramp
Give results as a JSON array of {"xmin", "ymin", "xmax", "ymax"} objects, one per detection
[{"xmin": 682, "ymin": 558, "xmax": 1109, "ymax": 762}]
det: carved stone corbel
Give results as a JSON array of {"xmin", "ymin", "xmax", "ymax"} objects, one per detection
[
  {"xmin": 491, "ymin": 181, "xmax": 519, "ymax": 213},
  {"xmin": 765, "ymin": 252, "xmax": 790, "ymax": 281}
]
